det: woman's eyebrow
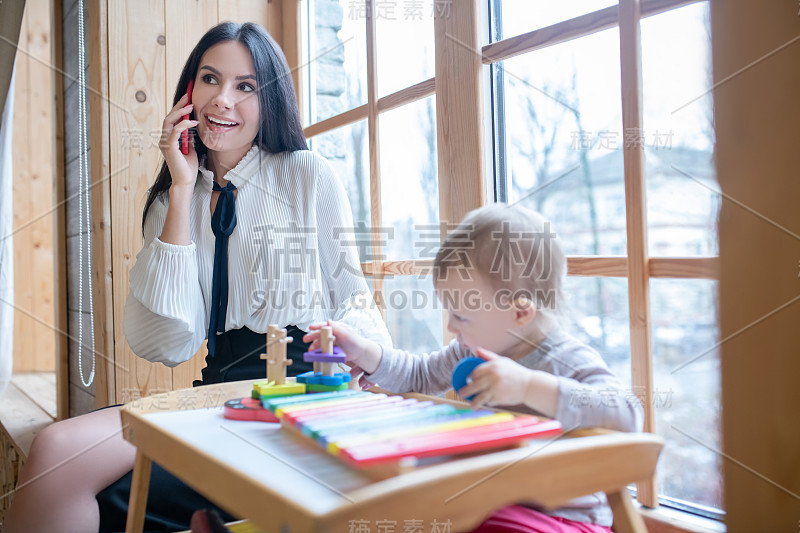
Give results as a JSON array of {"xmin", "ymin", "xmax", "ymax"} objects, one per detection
[{"xmin": 199, "ymin": 65, "xmax": 256, "ymax": 81}]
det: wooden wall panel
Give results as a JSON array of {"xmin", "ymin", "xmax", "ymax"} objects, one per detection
[
  {"xmin": 269, "ymin": 0, "xmax": 285, "ymax": 45},
  {"xmin": 27, "ymin": 0, "xmax": 57, "ymax": 374},
  {"xmin": 11, "ymin": 7, "xmax": 33, "ymax": 372},
  {"xmin": 713, "ymin": 1, "xmax": 800, "ymax": 530},
  {"xmin": 12, "ymin": 0, "xmax": 56, "ymax": 373},
  {"xmin": 277, "ymin": 0, "xmax": 301, "ymax": 117},
  {"xmin": 218, "ymin": 0, "xmax": 271, "ymax": 28},
  {"xmin": 108, "ymin": 0, "xmax": 172, "ymax": 399}
]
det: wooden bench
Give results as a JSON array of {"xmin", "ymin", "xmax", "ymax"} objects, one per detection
[{"xmin": 0, "ymin": 372, "xmax": 57, "ymax": 522}]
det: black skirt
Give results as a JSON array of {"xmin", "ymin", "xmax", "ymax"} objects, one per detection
[{"xmin": 97, "ymin": 326, "xmax": 311, "ymax": 533}]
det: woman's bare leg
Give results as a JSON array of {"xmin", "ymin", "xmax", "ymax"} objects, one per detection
[{"xmin": 3, "ymin": 406, "xmax": 136, "ymax": 533}]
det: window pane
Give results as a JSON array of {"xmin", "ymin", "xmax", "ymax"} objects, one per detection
[
  {"xmin": 651, "ymin": 279, "xmax": 722, "ymax": 511},
  {"xmin": 563, "ymin": 276, "xmax": 631, "ymax": 388},
  {"xmin": 306, "ymin": 0, "xmax": 367, "ymax": 125},
  {"xmin": 382, "ymin": 275, "xmax": 444, "ymax": 353},
  {"xmin": 642, "ymin": 2, "xmax": 719, "ymax": 256},
  {"xmin": 494, "ymin": 1, "xmax": 617, "ymax": 42},
  {"xmin": 376, "ymin": 6, "xmax": 434, "ymax": 97},
  {"xmin": 504, "ymin": 28, "xmax": 626, "ymax": 256},
  {"xmin": 379, "ymin": 96, "xmax": 439, "ymax": 260},
  {"xmin": 309, "ymin": 120, "xmax": 371, "ymax": 232}
]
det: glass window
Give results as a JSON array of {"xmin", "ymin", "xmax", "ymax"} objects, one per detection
[
  {"xmin": 376, "ymin": 6, "xmax": 435, "ymax": 97},
  {"xmin": 309, "ymin": 120, "xmax": 371, "ymax": 231},
  {"xmin": 495, "ymin": 1, "xmax": 617, "ymax": 42},
  {"xmin": 379, "ymin": 96, "xmax": 439, "ymax": 260},
  {"xmin": 651, "ymin": 278, "xmax": 722, "ymax": 512},
  {"xmin": 563, "ymin": 276, "xmax": 632, "ymax": 386},
  {"xmin": 382, "ymin": 275, "xmax": 444, "ymax": 354},
  {"xmin": 306, "ymin": 0, "xmax": 367, "ymax": 125},
  {"xmin": 642, "ymin": 2, "xmax": 718, "ymax": 257},
  {"xmin": 502, "ymin": 28, "xmax": 626, "ymax": 256}
]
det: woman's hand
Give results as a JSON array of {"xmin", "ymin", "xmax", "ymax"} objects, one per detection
[
  {"xmin": 303, "ymin": 321, "xmax": 383, "ymax": 375},
  {"xmin": 159, "ymin": 93, "xmax": 199, "ymax": 188}
]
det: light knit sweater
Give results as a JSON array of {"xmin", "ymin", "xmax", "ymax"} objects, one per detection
[{"xmin": 123, "ymin": 146, "xmax": 391, "ymax": 367}]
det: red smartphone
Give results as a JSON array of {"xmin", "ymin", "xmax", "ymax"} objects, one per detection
[{"xmin": 180, "ymin": 79, "xmax": 194, "ymax": 155}]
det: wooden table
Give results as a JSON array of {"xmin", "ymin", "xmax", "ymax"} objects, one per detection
[{"xmin": 120, "ymin": 380, "xmax": 662, "ymax": 533}]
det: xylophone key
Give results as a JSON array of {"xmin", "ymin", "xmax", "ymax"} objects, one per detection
[
  {"xmin": 297, "ymin": 398, "xmax": 427, "ymax": 434},
  {"xmin": 312, "ymin": 403, "xmax": 459, "ymax": 444},
  {"xmin": 283, "ymin": 395, "xmax": 404, "ymax": 425},
  {"xmin": 322, "ymin": 407, "xmax": 493, "ymax": 451},
  {"xmin": 339, "ymin": 417, "xmax": 563, "ymax": 467},
  {"xmin": 265, "ymin": 392, "xmax": 370, "ymax": 417},
  {"xmin": 261, "ymin": 390, "xmax": 365, "ymax": 411},
  {"xmin": 275, "ymin": 395, "xmax": 387, "ymax": 419},
  {"xmin": 275, "ymin": 393, "xmax": 391, "ymax": 419},
  {"xmin": 326, "ymin": 411, "xmax": 512, "ymax": 453}
]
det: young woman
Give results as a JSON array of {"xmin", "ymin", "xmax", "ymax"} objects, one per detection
[{"xmin": 4, "ymin": 22, "xmax": 389, "ymax": 533}]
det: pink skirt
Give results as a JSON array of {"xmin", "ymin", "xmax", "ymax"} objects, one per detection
[{"xmin": 470, "ymin": 505, "xmax": 613, "ymax": 533}]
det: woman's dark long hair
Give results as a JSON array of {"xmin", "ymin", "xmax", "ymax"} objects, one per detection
[{"xmin": 141, "ymin": 22, "xmax": 308, "ymax": 233}]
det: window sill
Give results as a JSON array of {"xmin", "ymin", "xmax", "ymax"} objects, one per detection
[{"xmin": 636, "ymin": 504, "xmax": 726, "ymax": 533}]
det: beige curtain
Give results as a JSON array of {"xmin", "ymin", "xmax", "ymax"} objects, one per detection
[
  {"xmin": 0, "ymin": 0, "xmax": 24, "ymax": 396},
  {"xmin": 0, "ymin": 0, "xmax": 25, "ymax": 115}
]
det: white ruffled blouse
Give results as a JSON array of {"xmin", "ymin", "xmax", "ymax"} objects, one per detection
[{"xmin": 123, "ymin": 146, "xmax": 391, "ymax": 367}]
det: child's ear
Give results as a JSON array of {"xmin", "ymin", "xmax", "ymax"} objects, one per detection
[{"xmin": 513, "ymin": 296, "xmax": 536, "ymax": 326}]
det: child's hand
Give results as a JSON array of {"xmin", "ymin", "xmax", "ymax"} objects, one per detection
[
  {"xmin": 303, "ymin": 321, "xmax": 383, "ymax": 375},
  {"xmin": 457, "ymin": 348, "xmax": 534, "ymax": 408}
]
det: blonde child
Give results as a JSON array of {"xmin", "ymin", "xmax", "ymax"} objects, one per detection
[{"xmin": 305, "ymin": 203, "xmax": 642, "ymax": 532}]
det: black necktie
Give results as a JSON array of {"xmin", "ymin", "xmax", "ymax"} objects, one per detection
[{"xmin": 207, "ymin": 180, "xmax": 237, "ymax": 357}]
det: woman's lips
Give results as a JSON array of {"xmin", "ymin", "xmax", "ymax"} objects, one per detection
[{"xmin": 205, "ymin": 115, "xmax": 239, "ymax": 133}]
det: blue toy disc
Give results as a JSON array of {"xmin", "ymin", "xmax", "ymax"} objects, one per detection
[{"xmin": 452, "ymin": 356, "xmax": 486, "ymax": 400}]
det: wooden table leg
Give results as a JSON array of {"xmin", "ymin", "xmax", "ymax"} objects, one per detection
[
  {"xmin": 607, "ymin": 489, "xmax": 648, "ymax": 533},
  {"xmin": 125, "ymin": 450, "xmax": 152, "ymax": 533}
]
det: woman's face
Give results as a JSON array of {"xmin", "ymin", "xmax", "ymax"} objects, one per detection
[{"xmin": 192, "ymin": 40, "xmax": 261, "ymax": 155}]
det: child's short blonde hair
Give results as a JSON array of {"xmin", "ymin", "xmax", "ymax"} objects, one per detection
[{"xmin": 433, "ymin": 203, "xmax": 566, "ymax": 315}]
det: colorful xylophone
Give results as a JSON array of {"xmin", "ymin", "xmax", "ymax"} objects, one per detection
[
  {"xmin": 222, "ymin": 326, "xmax": 562, "ymax": 474},
  {"xmin": 263, "ymin": 390, "xmax": 562, "ymax": 469},
  {"xmin": 225, "ymin": 383, "xmax": 562, "ymax": 472}
]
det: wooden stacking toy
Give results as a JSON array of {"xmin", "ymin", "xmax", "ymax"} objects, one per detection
[
  {"xmin": 224, "ymin": 325, "xmax": 305, "ymax": 423},
  {"xmin": 296, "ymin": 326, "xmax": 351, "ymax": 392}
]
